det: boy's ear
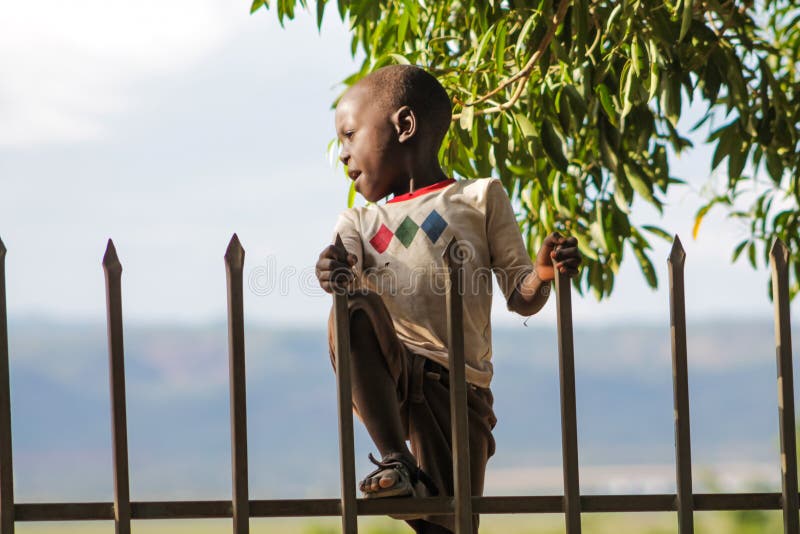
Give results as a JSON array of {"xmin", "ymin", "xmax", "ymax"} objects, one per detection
[{"xmin": 392, "ymin": 106, "xmax": 417, "ymax": 143}]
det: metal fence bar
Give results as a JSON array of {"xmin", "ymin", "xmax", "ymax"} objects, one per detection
[
  {"xmin": 554, "ymin": 270, "xmax": 581, "ymax": 533},
  {"xmin": 668, "ymin": 236, "xmax": 694, "ymax": 534},
  {"xmin": 770, "ymin": 239, "xmax": 799, "ymax": 534},
  {"xmin": 333, "ymin": 234, "xmax": 358, "ymax": 534},
  {"xmin": 12, "ymin": 492, "xmax": 799, "ymax": 521},
  {"xmin": 102, "ymin": 240, "xmax": 131, "ymax": 534},
  {"xmin": 225, "ymin": 234, "xmax": 250, "ymax": 534},
  {"xmin": 443, "ymin": 237, "xmax": 473, "ymax": 534},
  {"xmin": 0, "ymin": 238, "xmax": 13, "ymax": 534},
  {"xmin": 6, "ymin": 235, "xmax": 800, "ymax": 530}
]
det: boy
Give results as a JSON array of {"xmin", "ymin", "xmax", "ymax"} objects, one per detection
[{"xmin": 315, "ymin": 65, "xmax": 581, "ymax": 533}]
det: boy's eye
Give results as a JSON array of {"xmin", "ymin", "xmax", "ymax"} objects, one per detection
[{"xmin": 344, "ymin": 130, "xmax": 354, "ymax": 139}]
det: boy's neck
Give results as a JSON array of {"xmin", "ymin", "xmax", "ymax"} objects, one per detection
[{"xmin": 395, "ymin": 159, "xmax": 450, "ymax": 196}]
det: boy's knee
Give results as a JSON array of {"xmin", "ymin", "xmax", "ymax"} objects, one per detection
[
  {"xmin": 347, "ymin": 289, "xmax": 385, "ymax": 312},
  {"xmin": 349, "ymin": 308, "xmax": 373, "ymax": 336}
]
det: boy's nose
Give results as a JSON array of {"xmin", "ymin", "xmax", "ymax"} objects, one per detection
[{"xmin": 339, "ymin": 149, "xmax": 350, "ymax": 166}]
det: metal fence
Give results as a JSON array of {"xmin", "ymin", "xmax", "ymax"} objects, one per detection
[{"xmin": 0, "ymin": 232, "xmax": 796, "ymax": 534}]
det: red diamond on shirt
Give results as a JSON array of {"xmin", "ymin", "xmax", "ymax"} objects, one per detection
[{"xmin": 369, "ymin": 224, "xmax": 394, "ymax": 253}]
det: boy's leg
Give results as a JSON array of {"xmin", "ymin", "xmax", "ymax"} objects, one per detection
[
  {"xmin": 406, "ymin": 356, "xmax": 497, "ymax": 534},
  {"xmin": 349, "ymin": 309, "xmax": 414, "ymax": 463},
  {"xmin": 327, "ymin": 291, "xmax": 415, "ymax": 493}
]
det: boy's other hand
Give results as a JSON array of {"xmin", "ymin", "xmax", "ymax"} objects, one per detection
[
  {"xmin": 316, "ymin": 244, "xmax": 358, "ymax": 293},
  {"xmin": 535, "ymin": 232, "xmax": 581, "ymax": 281}
]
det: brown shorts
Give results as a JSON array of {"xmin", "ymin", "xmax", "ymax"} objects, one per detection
[{"xmin": 328, "ymin": 290, "xmax": 497, "ymax": 533}]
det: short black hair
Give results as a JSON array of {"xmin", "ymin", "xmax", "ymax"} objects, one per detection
[{"xmin": 358, "ymin": 64, "xmax": 452, "ymax": 148}]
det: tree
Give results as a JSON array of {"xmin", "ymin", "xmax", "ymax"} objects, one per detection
[{"xmin": 251, "ymin": 0, "xmax": 800, "ymax": 301}]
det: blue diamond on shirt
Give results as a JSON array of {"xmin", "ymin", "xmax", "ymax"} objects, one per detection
[{"xmin": 421, "ymin": 210, "xmax": 447, "ymax": 244}]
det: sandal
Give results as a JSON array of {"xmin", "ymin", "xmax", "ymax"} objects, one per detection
[{"xmin": 360, "ymin": 452, "xmax": 439, "ymax": 499}]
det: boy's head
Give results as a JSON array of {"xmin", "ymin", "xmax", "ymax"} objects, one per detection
[{"xmin": 335, "ymin": 64, "xmax": 452, "ymax": 202}]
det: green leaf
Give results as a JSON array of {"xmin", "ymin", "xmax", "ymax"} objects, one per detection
[
  {"xmin": 662, "ymin": 71, "xmax": 681, "ymax": 126},
  {"xmin": 692, "ymin": 203, "xmax": 712, "ymax": 239},
  {"xmin": 633, "ymin": 246, "xmax": 657, "ymax": 288},
  {"xmin": 631, "ymin": 38, "xmax": 642, "ymax": 77},
  {"xmin": 599, "ymin": 122, "xmax": 619, "ymax": 172},
  {"xmin": 575, "ymin": 232, "xmax": 599, "ymax": 261},
  {"xmin": 495, "ymin": 24, "xmax": 508, "ymax": 73},
  {"xmin": 712, "ymin": 123, "xmax": 737, "ymax": 170},
  {"xmin": 679, "ymin": 0, "xmax": 693, "ymax": 42},
  {"xmin": 747, "ymin": 241, "xmax": 756, "ymax": 268},
  {"xmin": 620, "ymin": 62, "xmax": 634, "ymax": 120},
  {"xmin": 515, "ymin": 12, "xmax": 538, "ymax": 63},
  {"xmin": 316, "ymin": 0, "xmax": 327, "ymax": 28},
  {"xmin": 731, "ymin": 240, "xmax": 748, "ymax": 262},
  {"xmin": 646, "ymin": 40, "xmax": 660, "ymax": 101},
  {"xmin": 766, "ymin": 151, "xmax": 783, "ymax": 184},
  {"xmin": 613, "ymin": 182, "xmax": 631, "ymax": 214},
  {"xmin": 590, "ymin": 220, "xmax": 608, "ymax": 254},
  {"xmin": 642, "ymin": 225, "xmax": 672, "ymax": 242},
  {"xmin": 623, "ymin": 162, "xmax": 657, "ymax": 208},
  {"xmin": 514, "ymin": 112, "xmax": 537, "ymax": 138},
  {"xmin": 728, "ymin": 140, "xmax": 747, "ymax": 183},
  {"xmin": 563, "ymin": 85, "xmax": 587, "ymax": 120},
  {"xmin": 397, "ymin": 10, "xmax": 409, "ymax": 43},
  {"xmin": 541, "ymin": 120, "xmax": 568, "ymax": 171},
  {"xmin": 251, "ymin": 0, "xmax": 266, "ymax": 14},
  {"xmin": 596, "ymin": 84, "xmax": 618, "ymax": 124},
  {"xmin": 551, "ymin": 172, "xmax": 565, "ymax": 215},
  {"xmin": 459, "ymin": 105, "xmax": 474, "ymax": 131},
  {"xmin": 605, "ymin": 4, "xmax": 623, "ymax": 34},
  {"xmin": 388, "ymin": 53, "xmax": 411, "ymax": 65},
  {"xmin": 589, "ymin": 263, "xmax": 603, "ymax": 300}
]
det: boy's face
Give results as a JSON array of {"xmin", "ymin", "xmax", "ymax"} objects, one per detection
[{"xmin": 335, "ymin": 85, "xmax": 405, "ymax": 203}]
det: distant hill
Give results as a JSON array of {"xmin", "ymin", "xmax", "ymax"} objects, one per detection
[{"xmin": 4, "ymin": 318, "xmax": 797, "ymax": 501}]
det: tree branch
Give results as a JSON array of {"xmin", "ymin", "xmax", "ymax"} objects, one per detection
[{"xmin": 452, "ymin": 0, "xmax": 572, "ymax": 121}]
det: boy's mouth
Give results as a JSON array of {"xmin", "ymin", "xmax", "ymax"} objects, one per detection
[{"xmin": 348, "ymin": 169, "xmax": 362, "ymax": 181}]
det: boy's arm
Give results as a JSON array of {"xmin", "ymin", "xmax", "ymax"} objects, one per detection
[
  {"xmin": 485, "ymin": 179, "xmax": 581, "ymax": 316},
  {"xmin": 317, "ymin": 210, "xmax": 363, "ymax": 293}
]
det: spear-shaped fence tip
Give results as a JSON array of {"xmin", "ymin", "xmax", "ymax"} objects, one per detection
[
  {"xmin": 442, "ymin": 236, "xmax": 461, "ymax": 269},
  {"xmin": 0, "ymin": 236, "xmax": 5, "ymax": 258},
  {"xmin": 668, "ymin": 234, "xmax": 686, "ymax": 267},
  {"xmin": 225, "ymin": 233, "xmax": 245, "ymax": 269},
  {"xmin": 770, "ymin": 238, "xmax": 789, "ymax": 267},
  {"xmin": 102, "ymin": 239, "xmax": 122, "ymax": 273}
]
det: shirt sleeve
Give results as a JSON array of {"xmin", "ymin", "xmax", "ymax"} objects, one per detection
[
  {"xmin": 485, "ymin": 178, "xmax": 535, "ymax": 304},
  {"xmin": 331, "ymin": 209, "xmax": 364, "ymax": 278}
]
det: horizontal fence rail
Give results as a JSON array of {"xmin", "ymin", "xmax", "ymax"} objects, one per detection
[
  {"xmin": 0, "ymin": 233, "xmax": 796, "ymax": 534},
  {"xmin": 6, "ymin": 492, "xmax": 798, "ymax": 521}
]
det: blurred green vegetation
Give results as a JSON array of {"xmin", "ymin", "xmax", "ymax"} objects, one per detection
[{"xmin": 7, "ymin": 511, "xmax": 787, "ymax": 533}]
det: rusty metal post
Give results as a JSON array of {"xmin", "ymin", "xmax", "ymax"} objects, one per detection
[
  {"xmin": 0, "ymin": 238, "xmax": 14, "ymax": 534},
  {"xmin": 770, "ymin": 239, "xmax": 798, "ymax": 534},
  {"xmin": 102, "ymin": 240, "xmax": 131, "ymax": 534},
  {"xmin": 443, "ymin": 238, "xmax": 473, "ymax": 534},
  {"xmin": 554, "ymin": 270, "xmax": 581, "ymax": 534},
  {"xmin": 332, "ymin": 234, "xmax": 358, "ymax": 534},
  {"xmin": 225, "ymin": 234, "xmax": 250, "ymax": 534},
  {"xmin": 668, "ymin": 236, "xmax": 694, "ymax": 534}
]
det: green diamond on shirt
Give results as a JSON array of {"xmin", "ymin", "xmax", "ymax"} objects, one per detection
[{"xmin": 394, "ymin": 216, "xmax": 419, "ymax": 248}]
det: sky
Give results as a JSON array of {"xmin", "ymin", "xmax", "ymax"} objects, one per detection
[{"xmin": 1, "ymin": 0, "xmax": 798, "ymax": 328}]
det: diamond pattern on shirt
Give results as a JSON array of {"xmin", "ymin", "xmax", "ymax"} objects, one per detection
[
  {"xmin": 369, "ymin": 224, "xmax": 394, "ymax": 253},
  {"xmin": 421, "ymin": 209, "xmax": 448, "ymax": 244},
  {"xmin": 394, "ymin": 216, "xmax": 419, "ymax": 248}
]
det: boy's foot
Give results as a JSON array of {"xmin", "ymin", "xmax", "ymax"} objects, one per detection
[{"xmin": 359, "ymin": 452, "xmax": 437, "ymax": 499}]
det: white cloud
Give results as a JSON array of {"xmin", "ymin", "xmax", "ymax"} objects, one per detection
[{"xmin": 0, "ymin": 0, "xmax": 236, "ymax": 147}]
